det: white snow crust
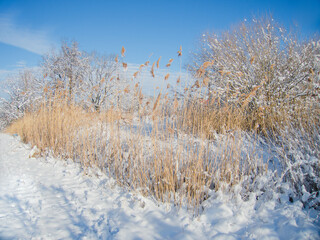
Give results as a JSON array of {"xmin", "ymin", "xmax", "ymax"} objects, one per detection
[{"xmin": 0, "ymin": 133, "xmax": 319, "ymax": 239}]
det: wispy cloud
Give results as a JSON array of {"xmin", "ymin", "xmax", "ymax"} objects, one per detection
[
  {"xmin": 0, "ymin": 14, "xmax": 55, "ymax": 55},
  {"xmin": 15, "ymin": 60, "xmax": 27, "ymax": 68}
]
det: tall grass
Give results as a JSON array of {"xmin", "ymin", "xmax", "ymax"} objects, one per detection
[{"xmin": 6, "ymin": 83, "xmax": 268, "ymax": 213}]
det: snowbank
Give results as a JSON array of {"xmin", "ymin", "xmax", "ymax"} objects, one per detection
[{"xmin": 0, "ymin": 133, "xmax": 319, "ymax": 239}]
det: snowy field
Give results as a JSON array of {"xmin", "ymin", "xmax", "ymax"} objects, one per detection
[{"xmin": 0, "ymin": 133, "xmax": 319, "ymax": 239}]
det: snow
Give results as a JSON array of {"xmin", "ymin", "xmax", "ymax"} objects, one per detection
[{"xmin": 0, "ymin": 133, "xmax": 319, "ymax": 239}]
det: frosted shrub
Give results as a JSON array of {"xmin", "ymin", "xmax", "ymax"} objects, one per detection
[
  {"xmin": 188, "ymin": 17, "xmax": 320, "ymax": 207},
  {"xmin": 188, "ymin": 17, "xmax": 320, "ymax": 133},
  {"xmin": 0, "ymin": 69, "xmax": 45, "ymax": 127}
]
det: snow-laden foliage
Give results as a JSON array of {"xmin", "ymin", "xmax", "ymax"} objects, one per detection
[
  {"xmin": 187, "ymin": 17, "xmax": 320, "ymax": 210},
  {"xmin": 42, "ymin": 41, "xmax": 90, "ymax": 100},
  {"xmin": 0, "ymin": 41, "xmax": 132, "ymax": 128},
  {"xmin": 41, "ymin": 41, "xmax": 133, "ymax": 111},
  {"xmin": 83, "ymin": 52, "xmax": 119, "ymax": 111},
  {"xmin": 0, "ymin": 69, "xmax": 45, "ymax": 129},
  {"xmin": 277, "ymin": 126, "xmax": 320, "ymax": 210},
  {"xmin": 189, "ymin": 17, "xmax": 320, "ymax": 115}
]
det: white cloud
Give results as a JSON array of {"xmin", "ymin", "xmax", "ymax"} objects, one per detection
[
  {"xmin": 15, "ymin": 60, "xmax": 27, "ymax": 68},
  {"xmin": 0, "ymin": 14, "xmax": 55, "ymax": 55}
]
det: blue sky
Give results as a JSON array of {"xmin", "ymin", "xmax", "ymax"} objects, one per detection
[{"xmin": 0, "ymin": 0, "xmax": 319, "ymax": 82}]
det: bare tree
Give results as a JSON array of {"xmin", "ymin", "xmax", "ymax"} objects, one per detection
[
  {"xmin": 42, "ymin": 41, "xmax": 90, "ymax": 101},
  {"xmin": 0, "ymin": 40, "xmax": 133, "ymax": 128},
  {"xmin": 84, "ymin": 53, "xmax": 119, "ymax": 111}
]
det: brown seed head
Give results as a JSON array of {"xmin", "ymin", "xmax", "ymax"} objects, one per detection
[
  {"xmin": 202, "ymin": 61, "xmax": 214, "ymax": 70},
  {"xmin": 157, "ymin": 56, "xmax": 161, "ymax": 68},
  {"xmin": 121, "ymin": 47, "xmax": 126, "ymax": 57},
  {"xmin": 124, "ymin": 85, "xmax": 130, "ymax": 93},
  {"xmin": 177, "ymin": 46, "xmax": 182, "ymax": 56},
  {"xmin": 122, "ymin": 62, "xmax": 128, "ymax": 70},
  {"xmin": 133, "ymin": 71, "xmax": 139, "ymax": 78},
  {"xmin": 203, "ymin": 77, "xmax": 209, "ymax": 86},
  {"xmin": 166, "ymin": 58, "xmax": 173, "ymax": 67},
  {"xmin": 153, "ymin": 92, "xmax": 161, "ymax": 111},
  {"xmin": 151, "ymin": 62, "xmax": 155, "ymax": 78},
  {"xmin": 250, "ymin": 56, "xmax": 255, "ymax": 65}
]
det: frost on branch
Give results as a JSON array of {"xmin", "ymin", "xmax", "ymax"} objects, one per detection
[{"xmin": 188, "ymin": 17, "xmax": 320, "ymax": 114}]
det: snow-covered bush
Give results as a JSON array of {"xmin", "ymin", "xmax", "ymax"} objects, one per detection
[
  {"xmin": 0, "ymin": 69, "xmax": 45, "ymax": 128},
  {"xmin": 186, "ymin": 16, "xmax": 320, "ymax": 209},
  {"xmin": 188, "ymin": 17, "xmax": 320, "ymax": 132},
  {"xmin": 277, "ymin": 125, "xmax": 320, "ymax": 210}
]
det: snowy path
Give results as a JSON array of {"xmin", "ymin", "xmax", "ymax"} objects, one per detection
[
  {"xmin": 0, "ymin": 133, "xmax": 204, "ymax": 239},
  {"xmin": 0, "ymin": 133, "xmax": 319, "ymax": 239}
]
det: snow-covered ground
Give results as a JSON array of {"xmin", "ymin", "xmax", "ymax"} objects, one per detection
[{"xmin": 0, "ymin": 133, "xmax": 319, "ymax": 239}]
